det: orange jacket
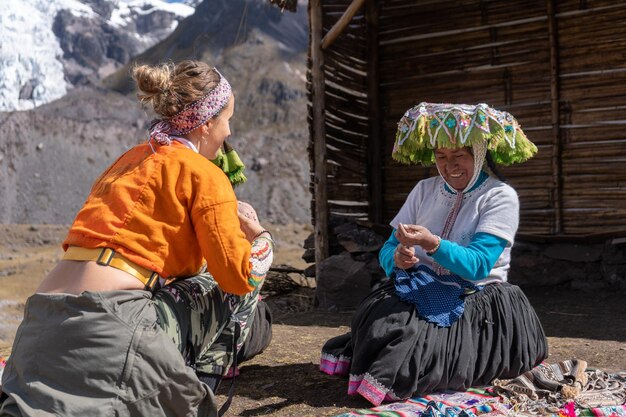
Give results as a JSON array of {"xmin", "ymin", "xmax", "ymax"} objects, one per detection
[{"xmin": 63, "ymin": 141, "xmax": 254, "ymax": 295}]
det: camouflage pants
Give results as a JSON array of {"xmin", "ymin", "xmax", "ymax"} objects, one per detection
[{"xmin": 152, "ymin": 273, "xmax": 261, "ymax": 377}]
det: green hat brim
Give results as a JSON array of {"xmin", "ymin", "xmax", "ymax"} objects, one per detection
[{"xmin": 392, "ymin": 103, "xmax": 537, "ymax": 166}]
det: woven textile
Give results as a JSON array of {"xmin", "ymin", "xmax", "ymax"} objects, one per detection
[
  {"xmin": 493, "ymin": 360, "xmax": 626, "ymax": 414},
  {"xmin": 331, "ymin": 365, "xmax": 626, "ymax": 417},
  {"xmin": 333, "ymin": 388, "xmax": 507, "ymax": 417}
]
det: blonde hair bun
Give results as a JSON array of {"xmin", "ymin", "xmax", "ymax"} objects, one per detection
[{"xmin": 132, "ymin": 60, "xmax": 220, "ymax": 118}]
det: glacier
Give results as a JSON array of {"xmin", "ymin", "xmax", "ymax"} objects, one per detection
[{"xmin": 0, "ymin": 0, "xmax": 195, "ymax": 112}]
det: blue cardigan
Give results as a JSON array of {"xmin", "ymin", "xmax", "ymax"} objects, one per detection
[{"xmin": 379, "ymin": 231, "xmax": 508, "ymax": 281}]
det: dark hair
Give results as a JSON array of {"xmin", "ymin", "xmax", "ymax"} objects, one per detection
[{"xmin": 486, "ymin": 151, "xmax": 506, "ymax": 182}]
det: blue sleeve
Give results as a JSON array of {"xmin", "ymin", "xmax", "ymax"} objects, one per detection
[
  {"xmin": 379, "ymin": 230, "xmax": 400, "ymax": 277},
  {"xmin": 431, "ymin": 232, "xmax": 508, "ymax": 281}
]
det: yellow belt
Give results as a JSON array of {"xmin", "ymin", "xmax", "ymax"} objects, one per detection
[{"xmin": 63, "ymin": 246, "xmax": 160, "ymax": 290}]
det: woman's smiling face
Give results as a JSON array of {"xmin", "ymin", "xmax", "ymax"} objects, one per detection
[{"xmin": 434, "ymin": 147, "xmax": 474, "ymax": 191}]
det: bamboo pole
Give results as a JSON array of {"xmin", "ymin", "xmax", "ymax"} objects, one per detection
[
  {"xmin": 310, "ymin": 0, "xmax": 329, "ymax": 277},
  {"xmin": 547, "ymin": 0, "xmax": 563, "ymax": 233},
  {"xmin": 321, "ymin": 0, "xmax": 366, "ymax": 50},
  {"xmin": 366, "ymin": 0, "xmax": 382, "ymax": 224}
]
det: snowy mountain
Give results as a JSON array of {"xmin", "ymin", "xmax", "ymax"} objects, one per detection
[{"xmin": 0, "ymin": 0, "xmax": 196, "ymax": 112}]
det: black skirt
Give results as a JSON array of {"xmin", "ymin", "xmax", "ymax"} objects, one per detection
[{"xmin": 320, "ymin": 279, "xmax": 548, "ymax": 406}]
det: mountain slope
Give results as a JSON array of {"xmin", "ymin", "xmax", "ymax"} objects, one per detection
[
  {"xmin": 0, "ymin": 0, "xmax": 311, "ymax": 225},
  {"xmin": 106, "ymin": 0, "xmax": 311, "ymax": 224},
  {"xmin": 105, "ymin": 0, "xmax": 307, "ymax": 92},
  {"xmin": 0, "ymin": 87, "xmax": 146, "ymax": 223}
]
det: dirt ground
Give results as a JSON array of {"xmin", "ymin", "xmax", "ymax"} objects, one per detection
[{"xmin": 0, "ymin": 223, "xmax": 624, "ymax": 416}]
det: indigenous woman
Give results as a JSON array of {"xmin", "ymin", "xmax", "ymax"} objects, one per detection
[
  {"xmin": 0, "ymin": 60, "xmax": 273, "ymax": 416},
  {"xmin": 320, "ymin": 102, "xmax": 548, "ymax": 406}
]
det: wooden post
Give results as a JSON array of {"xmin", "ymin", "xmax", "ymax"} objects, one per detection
[
  {"xmin": 546, "ymin": 0, "xmax": 563, "ymax": 233},
  {"xmin": 321, "ymin": 0, "xmax": 366, "ymax": 50},
  {"xmin": 310, "ymin": 0, "xmax": 329, "ymax": 276},
  {"xmin": 366, "ymin": 0, "xmax": 382, "ymax": 224}
]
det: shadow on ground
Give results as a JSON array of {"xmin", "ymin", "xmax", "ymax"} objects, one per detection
[
  {"xmin": 218, "ymin": 362, "xmax": 367, "ymax": 416},
  {"xmin": 524, "ymin": 286, "xmax": 626, "ymax": 342}
]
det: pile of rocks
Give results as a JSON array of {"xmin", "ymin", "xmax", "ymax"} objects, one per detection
[
  {"xmin": 510, "ymin": 238, "xmax": 626, "ymax": 290},
  {"xmin": 302, "ymin": 218, "xmax": 389, "ymax": 311}
]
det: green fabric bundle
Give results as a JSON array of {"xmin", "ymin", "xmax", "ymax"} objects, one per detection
[
  {"xmin": 210, "ymin": 141, "xmax": 247, "ymax": 186},
  {"xmin": 392, "ymin": 102, "xmax": 537, "ymax": 166}
]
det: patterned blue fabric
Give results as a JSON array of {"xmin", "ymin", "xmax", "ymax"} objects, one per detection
[
  {"xmin": 393, "ymin": 265, "xmax": 482, "ymax": 327},
  {"xmin": 422, "ymin": 400, "xmax": 479, "ymax": 417}
]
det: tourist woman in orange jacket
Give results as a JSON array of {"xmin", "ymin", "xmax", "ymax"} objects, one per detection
[{"xmin": 0, "ymin": 60, "xmax": 272, "ymax": 416}]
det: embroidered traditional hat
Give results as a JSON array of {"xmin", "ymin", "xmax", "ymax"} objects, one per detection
[{"xmin": 392, "ymin": 102, "xmax": 537, "ymax": 165}]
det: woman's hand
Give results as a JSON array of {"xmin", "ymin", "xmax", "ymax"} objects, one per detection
[
  {"xmin": 395, "ymin": 223, "xmax": 440, "ymax": 253},
  {"xmin": 237, "ymin": 201, "xmax": 265, "ymax": 242},
  {"xmin": 394, "ymin": 243, "xmax": 418, "ymax": 269}
]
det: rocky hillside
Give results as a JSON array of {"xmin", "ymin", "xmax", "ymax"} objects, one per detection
[
  {"xmin": 0, "ymin": 87, "xmax": 146, "ymax": 224},
  {"xmin": 52, "ymin": 0, "xmax": 197, "ymax": 88},
  {"xmin": 0, "ymin": 0, "xmax": 311, "ymax": 225}
]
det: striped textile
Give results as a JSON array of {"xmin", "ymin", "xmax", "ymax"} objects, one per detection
[{"xmin": 333, "ymin": 388, "xmax": 506, "ymax": 417}]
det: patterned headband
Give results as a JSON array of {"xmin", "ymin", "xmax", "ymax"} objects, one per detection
[{"xmin": 149, "ymin": 69, "xmax": 232, "ymax": 146}]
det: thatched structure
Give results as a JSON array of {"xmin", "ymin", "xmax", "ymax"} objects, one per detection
[{"xmin": 300, "ymin": 0, "xmax": 626, "ymax": 269}]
